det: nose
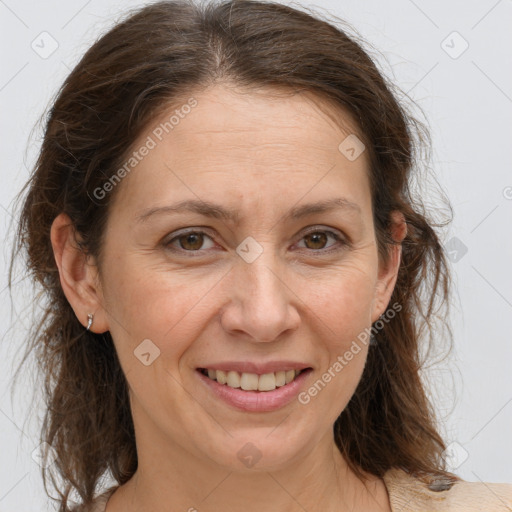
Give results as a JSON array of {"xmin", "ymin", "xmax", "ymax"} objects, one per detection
[{"xmin": 219, "ymin": 247, "xmax": 301, "ymax": 343}]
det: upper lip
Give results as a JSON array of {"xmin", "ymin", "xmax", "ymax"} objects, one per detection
[{"xmin": 197, "ymin": 361, "xmax": 312, "ymax": 375}]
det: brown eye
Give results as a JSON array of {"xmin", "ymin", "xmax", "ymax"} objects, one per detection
[
  {"xmin": 165, "ymin": 230, "xmax": 215, "ymax": 253},
  {"xmin": 303, "ymin": 232, "xmax": 329, "ymax": 250},
  {"xmin": 178, "ymin": 232, "xmax": 204, "ymax": 251},
  {"xmin": 297, "ymin": 229, "xmax": 346, "ymax": 253},
  {"xmin": 164, "ymin": 227, "xmax": 347, "ymax": 257}
]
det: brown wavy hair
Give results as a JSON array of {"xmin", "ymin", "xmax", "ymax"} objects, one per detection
[{"xmin": 8, "ymin": 0, "xmax": 457, "ymax": 509}]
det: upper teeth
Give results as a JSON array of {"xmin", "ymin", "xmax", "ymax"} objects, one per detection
[{"xmin": 205, "ymin": 369, "xmax": 301, "ymax": 391}]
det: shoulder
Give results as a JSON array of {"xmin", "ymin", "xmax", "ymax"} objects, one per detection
[
  {"xmin": 383, "ymin": 467, "xmax": 512, "ymax": 511},
  {"xmin": 68, "ymin": 486, "xmax": 118, "ymax": 512}
]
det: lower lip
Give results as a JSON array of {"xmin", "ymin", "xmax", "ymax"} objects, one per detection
[{"xmin": 196, "ymin": 369, "xmax": 312, "ymax": 412}]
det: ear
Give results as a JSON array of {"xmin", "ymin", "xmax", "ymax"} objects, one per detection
[
  {"xmin": 50, "ymin": 213, "xmax": 110, "ymax": 333},
  {"xmin": 371, "ymin": 210, "xmax": 407, "ymax": 323}
]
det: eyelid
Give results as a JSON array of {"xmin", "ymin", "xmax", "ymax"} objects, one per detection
[{"xmin": 301, "ymin": 225, "xmax": 345, "ymax": 239}]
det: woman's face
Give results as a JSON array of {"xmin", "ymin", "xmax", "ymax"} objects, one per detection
[{"xmin": 93, "ymin": 84, "xmax": 400, "ymax": 471}]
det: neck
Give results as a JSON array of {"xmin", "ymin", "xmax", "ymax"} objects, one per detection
[{"xmin": 107, "ymin": 428, "xmax": 386, "ymax": 512}]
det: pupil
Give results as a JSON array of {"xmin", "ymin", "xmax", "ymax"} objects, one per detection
[
  {"xmin": 182, "ymin": 233, "xmax": 202, "ymax": 250},
  {"xmin": 307, "ymin": 232, "xmax": 326, "ymax": 249}
]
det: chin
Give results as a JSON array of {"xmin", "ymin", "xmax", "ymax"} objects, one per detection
[{"xmin": 196, "ymin": 426, "xmax": 313, "ymax": 473}]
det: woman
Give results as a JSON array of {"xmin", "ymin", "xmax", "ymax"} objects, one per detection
[{"xmin": 8, "ymin": 0, "xmax": 512, "ymax": 511}]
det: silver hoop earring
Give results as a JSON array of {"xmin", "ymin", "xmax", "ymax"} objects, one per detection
[{"xmin": 86, "ymin": 313, "xmax": 94, "ymax": 331}]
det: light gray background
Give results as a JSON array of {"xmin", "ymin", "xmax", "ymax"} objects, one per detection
[{"xmin": 1, "ymin": 0, "xmax": 511, "ymax": 509}]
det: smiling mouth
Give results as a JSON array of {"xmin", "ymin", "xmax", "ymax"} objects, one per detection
[{"xmin": 197, "ymin": 368, "xmax": 311, "ymax": 392}]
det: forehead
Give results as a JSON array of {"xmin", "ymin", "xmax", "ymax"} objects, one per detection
[
  {"xmin": 166, "ymin": 84, "xmax": 361, "ymax": 148},
  {"xmin": 108, "ymin": 84, "xmax": 371, "ymax": 218}
]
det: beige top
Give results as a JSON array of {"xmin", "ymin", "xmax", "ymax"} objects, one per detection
[{"xmin": 76, "ymin": 467, "xmax": 512, "ymax": 511}]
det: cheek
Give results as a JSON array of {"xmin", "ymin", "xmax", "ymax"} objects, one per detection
[
  {"xmin": 101, "ymin": 256, "xmax": 218, "ymax": 370},
  {"xmin": 300, "ymin": 273, "xmax": 372, "ymax": 420},
  {"xmin": 101, "ymin": 242, "xmax": 378, "ymax": 372},
  {"xmin": 300, "ymin": 262, "xmax": 377, "ymax": 344},
  {"xmin": 296, "ymin": 262, "xmax": 375, "ymax": 412}
]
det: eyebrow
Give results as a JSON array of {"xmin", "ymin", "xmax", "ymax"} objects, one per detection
[{"xmin": 135, "ymin": 197, "xmax": 362, "ymax": 224}]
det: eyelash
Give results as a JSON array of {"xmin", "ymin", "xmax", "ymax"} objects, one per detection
[{"xmin": 163, "ymin": 227, "xmax": 349, "ymax": 256}]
